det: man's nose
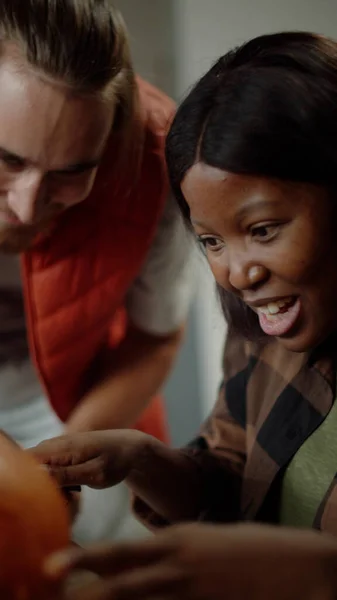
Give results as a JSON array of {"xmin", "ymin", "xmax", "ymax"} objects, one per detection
[{"xmin": 6, "ymin": 170, "xmax": 45, "ymax": 224}]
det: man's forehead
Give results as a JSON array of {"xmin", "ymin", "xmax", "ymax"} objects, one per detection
[{"xmin": 0, "ymin": 63, "xmax": 113, "ymax": 171}]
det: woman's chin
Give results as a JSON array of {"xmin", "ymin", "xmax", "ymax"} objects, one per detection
[{"xmin": 275, "ymin": 323, "xmax": 330, "ymax": 354}]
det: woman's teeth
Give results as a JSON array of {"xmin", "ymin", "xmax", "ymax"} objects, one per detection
[{"xmin": 258, "ymin": 297, "xmax": 293, "ymax": 317}]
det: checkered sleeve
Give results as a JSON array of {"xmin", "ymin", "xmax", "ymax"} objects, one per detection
[
  {"xmin": 181, "ymin": 330, "xmax": 248, "ymax": 522},
  {"xmin": 133, "ymin": 330, "xmax": 249, "ymax": 528}
]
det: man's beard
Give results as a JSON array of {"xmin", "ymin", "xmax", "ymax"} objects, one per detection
[{"xmin": 0, "ymin": 205, "xmax": 64, "ymax": 254}]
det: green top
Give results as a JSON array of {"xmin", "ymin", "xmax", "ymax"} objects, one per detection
[{"xmin": 279, "ymin": 398, "xmax": 337, "ymax": 528}]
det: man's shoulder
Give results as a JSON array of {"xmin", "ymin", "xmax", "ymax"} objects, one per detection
[{"xmin": 136, "ymin": 76, "xmax": 176, "ymax": 138}]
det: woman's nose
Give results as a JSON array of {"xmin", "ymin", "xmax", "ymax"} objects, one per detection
[{"xmin": 228, "ymin": 253, "xmax": 268, "ymax": 292}]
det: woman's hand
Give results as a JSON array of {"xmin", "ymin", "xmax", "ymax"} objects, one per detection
[
  {"xmin": 31, "ymin": 430, "xmax": 203, "ymax": 525},
  {"xmin": 29, "ymin": 429, "xmax": 149, "ymax": 489},
  {"xmin": 49, "ymin": 523, "xmax": 337, "ymax": 600}
]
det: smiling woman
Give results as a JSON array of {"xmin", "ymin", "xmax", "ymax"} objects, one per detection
[
  {"xmin": 167, "ymin": 32, "xmax": 337, "ymax": 351},
  {"xmin": 180, "ymin": 166, "xmax": 335, "ymax": 351},
  {"xmin": 164, "ymin": 31, "xmax": 337, "ymax": 531}
]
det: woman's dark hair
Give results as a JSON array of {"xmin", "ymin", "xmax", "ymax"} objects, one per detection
[{"xmin": 166, "ymin": 31, "xmax": 337, "ymax": 339}]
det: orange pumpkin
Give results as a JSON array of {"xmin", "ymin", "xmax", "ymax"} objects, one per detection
[{"xmin": 0, "ymin": 433, "xmax": 70, "ymax": 599}]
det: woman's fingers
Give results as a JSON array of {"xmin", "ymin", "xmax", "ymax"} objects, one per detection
[
  {"xmin": 41, "ymin": 456, "xmax": 104, "ymax": 488},
  {"xmin": 29, "ymin": 436, "xmax": 74, "ymax": 463},
  {"xmin": 63, "ymin": 563, "xmax": 188, "ymax": 600},
  {"xmin": 102, "ymin": 562, "xmax": 188, "ymax": 599},
  {"xmin": 46, "ymin": 536, "xmax": 177, "ymax": 579}
]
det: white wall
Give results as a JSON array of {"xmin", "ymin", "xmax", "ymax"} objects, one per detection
[
  {"xmin": 173, "ymin": 0, "xmax": 337, "ymax": 97},
  {"xmin": 115, "ymin": 0, "xmax": 175, "ymax": 94}
]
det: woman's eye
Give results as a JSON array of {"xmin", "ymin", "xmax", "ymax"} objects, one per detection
[
  {"xmin": 198, "ymin": 236, "xmax": 224, "ymax": 251},
  {"xmin": 250, "ymin": 224, "xmax": 279, "ymax": 242}
]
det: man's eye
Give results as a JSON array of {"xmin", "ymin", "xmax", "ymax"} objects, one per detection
[
  {"xmin": 52, "ymin": 169, "xmax": 87, "ymax": 178},
  {"xmin": 198, "ymin": 236, "xmax": 224, "ymax": 251},
  {"xmin": 1, "ymin": 155, "xmax": 24, "ymax": 169},
  {"xmin": 250, "ymin": 224, "xmax": 279, "ymax": 242}
]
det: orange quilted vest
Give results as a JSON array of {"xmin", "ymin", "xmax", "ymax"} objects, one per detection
[{"xmin": 21, "ymin": 78, "xmax": 175, "ymax": 442}]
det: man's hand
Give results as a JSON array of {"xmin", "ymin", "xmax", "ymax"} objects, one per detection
[
  {"xmin": 66, "ymin": 323, "xmax": 183, "ymax": 432},
  {"xmin": 29, "ymin": 430, "xmax": 149, "ymax": 489},
  {"xmin": 49, "ymin": 523, "xmax": 337, "ymax": 600}
]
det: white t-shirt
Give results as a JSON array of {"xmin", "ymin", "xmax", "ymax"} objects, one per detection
[
  {"xmin": 127, "ymin": 193, "xmax": 194, "ymax": 334},
  {"xmin": 0, "ymin": 195, "xmax": 195, "ymax": 543}
]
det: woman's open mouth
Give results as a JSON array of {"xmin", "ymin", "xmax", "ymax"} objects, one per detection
[{"xmin": 255, "ymin": 296, "xmax": 301, "ymax": 337}]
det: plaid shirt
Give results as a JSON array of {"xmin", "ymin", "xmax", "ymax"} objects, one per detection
[
  {"xmin": 135, "ymin": 329, "xmax": 337, "ymax": 532},
  {"xmin": 187, "ymin": 328, "xmax": 337, "ymax": 532}
]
